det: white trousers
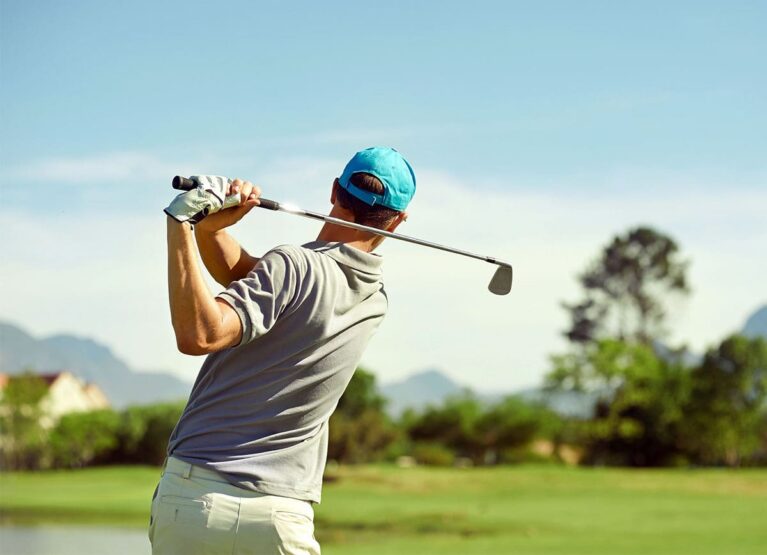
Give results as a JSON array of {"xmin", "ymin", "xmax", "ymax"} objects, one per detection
[{"xmin": 149, "ymin": 456, "xmax": 321, "ymax": 555}]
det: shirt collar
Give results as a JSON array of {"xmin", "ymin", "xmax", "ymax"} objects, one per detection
[{"xmin": 302, "ymin": 240, "xmax": 383, "ymax": 274}]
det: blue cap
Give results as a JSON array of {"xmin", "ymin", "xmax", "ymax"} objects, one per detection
[{"xmin": 338, "ymin": 147, "xmax": 416, "ymax": 211}]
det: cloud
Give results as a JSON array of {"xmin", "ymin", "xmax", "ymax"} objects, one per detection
[
  {"xmin": 3, "ymin": 152, "xmax": 190, "ymax": 184},
  {"xmin": 2, "ymin": 161, "xmax": 765, "ymax": 393}
]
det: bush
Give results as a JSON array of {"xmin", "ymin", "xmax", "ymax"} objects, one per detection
[
  {"xmin": 327, "ymin": 368, "xmax": 399, "ymax": 464},
  {"xmin": 105, "ymin": 402, "xmax": 186, "ymax": 465},
  {"xmin": 49, "ymin": 410, "xmax": 121, "ymax": 468},
  {"xmin": 411, "ymin": 442, "xmax": 455, "ymax": 466},
  {"xmin": 0, "ymin": 372, "xmax": 49, "ymax": 470},
  {"xmin": 328, "ymin": 409, "xmax": 400, "ymax": 464},
  {"xmin": 404, "ymin": 394, "xmax": 562, "ymax": 465}
]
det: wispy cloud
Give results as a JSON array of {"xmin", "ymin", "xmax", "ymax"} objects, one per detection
[
  {"xmin": 1, "ymin": 124, "xmax": 457, "ymax": 188},
  {"xmin": 3, "ymin": 159, "xmax": 765, "ymax": 391},
  {"xmin": 3, "ymin": 152, "xmax": 189, "ymax": 184}
]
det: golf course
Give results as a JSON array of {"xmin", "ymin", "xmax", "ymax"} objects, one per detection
[{"xmin": 2, "ymin": 464, "xmax": 765, "ymax": 555}]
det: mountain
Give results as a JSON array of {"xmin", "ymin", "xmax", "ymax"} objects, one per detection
[
  {"xmin": 742, "ymin": 305, "xmax": 767, "ymax": 339},
  {"xmin": 0, "ymin": 321, "xmax": 192, "ymax": 408},
  {"xmin": 379, "ymin": 368, "xmax": 597, "ymax": 418},
  {"xmin": 380, "ymin": 369, "xmax": 467, "ymax": 416},
  {"xmin": 514, "ymin": 387, "xmax": 600, "ymax": 419}
]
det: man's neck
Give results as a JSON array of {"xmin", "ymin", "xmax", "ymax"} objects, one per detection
[{"xmin": 315, "ymin": 205, "xmax": 381, "ymax": 253}]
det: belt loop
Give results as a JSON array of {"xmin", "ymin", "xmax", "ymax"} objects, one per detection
[{"xmin": 182, "ymin": 462, "xmax": 192, "ymax": 479}]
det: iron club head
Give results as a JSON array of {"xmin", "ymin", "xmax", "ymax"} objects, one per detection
[{"xmin": 488, "ymin": 264, "xmax": 513, "ymax": 295}]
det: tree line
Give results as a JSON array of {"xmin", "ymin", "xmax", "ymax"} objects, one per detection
[{"xmin": 1, "ymin": 226, "xmax": 765, "ymax": 470}]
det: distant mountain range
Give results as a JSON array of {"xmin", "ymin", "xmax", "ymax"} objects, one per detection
[
  {"xmin": 0, "ymin": 322, "xmax": 192, "ymax": 408},
  {"xmin": 379, "ymin": 304, "xmax": 767, "ymax": 417},
  {"xmin": 743, "ymin": 305, "xmax": 767, "ymax": 339},
  {"xmin": 379, "ymin": 369, "xmax": 601, "ymax": 418},
  {"xmin": 1, "ymin": 304, "xmax": 764, "ymax": 413},
  {"xmin": 379, "ymin": 369, "xmax": 470, "ymax": 416}
]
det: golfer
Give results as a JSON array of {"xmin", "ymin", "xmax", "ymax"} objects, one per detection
[{"xmin": 150, "ymin": 147, "xmax": 416, "ymax": 554}]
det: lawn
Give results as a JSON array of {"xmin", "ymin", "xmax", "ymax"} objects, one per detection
[{"xmin": 1, "ymin": 464, "xmax": 766, "ymax": 555}]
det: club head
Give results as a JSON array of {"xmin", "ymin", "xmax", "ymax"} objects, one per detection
[{"xmin": 488, "ymin": 264, "xmax": 513, "ymax": 295}]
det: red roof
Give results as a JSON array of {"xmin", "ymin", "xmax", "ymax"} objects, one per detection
[{"xmin": 0, "ymin": 371, "xmax": 69, "ymax": 389}]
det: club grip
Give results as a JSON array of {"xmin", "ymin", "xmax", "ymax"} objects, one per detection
[
  {"xmin": 257, "ymin": 198, "xmax": 280, "ymax": 210},
  {"xmin": 172, "ymin": 176, "xmax": 196, "ymax": 191},
  {"xmin": 172, "ymin": 176, "xmax": 280, "ymax": 211}
]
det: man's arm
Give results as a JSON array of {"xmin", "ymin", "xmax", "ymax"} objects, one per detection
[
  {"xmin": 167, "ymin": 217, "xmax": 242, "ymax": 355},
  {"xmin": 194, "ymin": 228, "xmax": 259, "ymax": 287},
  {"xmin": 193, "ymin": 178, "xmax": 262, "ymax": 287}
]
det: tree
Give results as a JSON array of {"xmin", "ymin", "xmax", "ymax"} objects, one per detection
[
  {"xmin": 49, "ymin": 409, "xmax": 121, "ymax": 468},
  {"xmin": 327, "ymin": 368, "xmax": 398, "ymax": 463},
  {"xmin": 328, "ymin": 409, "xmax": 399, "ymax": 464},
  {"xmin": 681, "ymin": 336, "xmax": 767, "ymax": 466},
  {"xmin": 563, "ymin": 226, "xmax": 689, "ymax": 345},
  {"xmin": 0, "ymin": 371, "xmax": 49, "ymax": 470},
  {"xmin": 548, "ymin": 339, "xmax": 690, "ymax": 466},
  {"xmin": 405, "ymin": 394, "xmax": 562, "ymax": 465},
  {"xmin": 406, "ymin": 394, "xmax": 484, "ymax": 462},
  {"xmin": 335, "ymin": 367, "xmax": 386, "ymax": 418},
  {"xmin": 475, "ymin": 397, "xmax": 562, "ymax": 464},
  {"xmin": 105, "ymin": 402, "xmax": 186, "ymax": 465}
]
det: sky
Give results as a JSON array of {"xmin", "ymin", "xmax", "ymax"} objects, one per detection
[{"xmin": 1, "ymin": 1, "xmax": 765, "ymax": 392}]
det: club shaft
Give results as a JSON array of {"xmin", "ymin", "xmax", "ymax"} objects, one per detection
[
  {"xmin": 263, "ymin": 201, "xmax": 509, "ymax": 267},
  {"xmin": 172, "ymin": 177, "xmax": 510, "ymax": 268}
]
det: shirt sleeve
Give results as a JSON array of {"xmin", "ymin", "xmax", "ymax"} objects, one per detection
[{"xmin": 216, "ymin": 247, "xmax": 298, "ymax": 347}]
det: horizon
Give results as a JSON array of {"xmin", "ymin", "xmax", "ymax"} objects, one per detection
[{"xmin": 2, "ymin": 303, "xmax": 764, "ymax": 398}]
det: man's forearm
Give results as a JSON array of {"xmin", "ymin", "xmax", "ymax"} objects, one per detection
[
  {"xmin": 167, "ymin": 218, "xmax": 241, "ymax": 353},
  {"xmin": 195, "ymin": 227, "xmax": 259, "ymax": 286}
]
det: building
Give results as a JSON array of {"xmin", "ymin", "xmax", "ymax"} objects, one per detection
[{"xmin": 0, "ymin": 371, "xmax": 110, "ymax": 428}]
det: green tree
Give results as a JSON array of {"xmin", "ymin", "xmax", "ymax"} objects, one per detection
[
  {"xmin": 49, "ymin": 409, "xmax": 121, "ymax": 468},
  {"xmin": 548, "ymin": 339, "xmax": 690, "ymax": 466},
  {"xmin": 106, "ymin": 402, "xmax": 186, "ymax": 465},
  {"xmin": 335, "ymin": 367, "xmax": 386, "ymax": 417},
  {"xmin": 327, "ymin": 368, "xmax": 399, "ymax": 463},
  {"xmin": 0, "ymin": 371, "xmax": 49, "ymax": 470},
  {"xmin": 681, "ymin": 335, "xmax": 767, "ymax": 466},
  {"xmin": 563, "ymin": 226, "xmax": 689, "ymax": 345},
  {"xmin": 328, "ymin": 409, "xmax": 399, "ymax": 464},
  {"xmin": 406, "ymin": 394, "xmax": 484, "ymax": 462},
  {"xmin": 476, "ymin": 397, "xmax": 562, "ymax": 464}
]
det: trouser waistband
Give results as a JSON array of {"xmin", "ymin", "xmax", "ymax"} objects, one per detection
[{"xmin": 162, "ymin": 455, "xmax": 230, "ymax": 483}]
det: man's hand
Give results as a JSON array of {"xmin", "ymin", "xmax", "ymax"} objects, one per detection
[
  {"xmin": 164, "ymin": 175, "xmax": 229, "ymax": 225},
  {"xmin": 195, "ymin": 179, "xmax": 262, "ymax": 233}
]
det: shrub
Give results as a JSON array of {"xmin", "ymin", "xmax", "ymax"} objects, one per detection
[{"xmin": 411, "ymin": 442, "xmax": 455, "ymax": 466}]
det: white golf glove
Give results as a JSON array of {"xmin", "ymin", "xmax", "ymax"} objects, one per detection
[{"xmin": 164, "ymin": 175, "xmax": 230, "ymax": 224}]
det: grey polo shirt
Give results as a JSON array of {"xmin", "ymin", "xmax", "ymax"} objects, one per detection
[{"xmin": 167, "ymin": 240, "xmax": 387, "ymax": 503}]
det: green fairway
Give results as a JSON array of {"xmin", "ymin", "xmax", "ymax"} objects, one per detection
[{"xmin": 2, "ymin": 464, "xmax": 766, "ymax": 555}]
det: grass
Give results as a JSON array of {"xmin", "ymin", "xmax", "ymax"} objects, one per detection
[{"xmin": 1, "ymin": 464, "xmax": 766, "ymax": 554}]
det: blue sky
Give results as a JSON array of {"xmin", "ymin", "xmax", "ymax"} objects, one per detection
[{"xmin": 1, "ymin": 1, "xmax": 765, "ymax": 390}]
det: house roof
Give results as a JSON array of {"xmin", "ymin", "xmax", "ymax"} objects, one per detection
[{"xmin": 0, "ymin": 371, "xmax": 71, "ymax": 389}]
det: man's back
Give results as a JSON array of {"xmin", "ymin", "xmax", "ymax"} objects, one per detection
[
  {"xmin": 167, "ymin": 240, "xmax": 387, "ymax": 502},
  {"xmin": 157, "ymin": 147, "xmax": 415, "ymax": 554}
]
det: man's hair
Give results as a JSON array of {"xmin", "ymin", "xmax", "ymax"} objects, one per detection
[{"xmin": 336, "ymin": 173, "xmax": 401, "ymax": 229}]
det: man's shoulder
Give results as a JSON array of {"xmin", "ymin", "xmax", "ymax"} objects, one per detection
[
  {"xmin": 264, "ymin": 244, "xmax": 325, "ymax": 274},
  {"xmin": 267, "ymin": 243, "xmax": 304, "ymax": 259}
]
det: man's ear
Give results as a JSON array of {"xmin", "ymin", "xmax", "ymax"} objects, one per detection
[
  {"xmin": 331, "ymin": 178, "xmax": 340, "ymax": 204},
  {"xmin": 385, "ymin": 211, "xmax": 408, "ymax": 233}
]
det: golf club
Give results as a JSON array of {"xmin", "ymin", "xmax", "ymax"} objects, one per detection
[{"xmin": 172, "ymin": 176, "xmax": 513, "ymax": 295}]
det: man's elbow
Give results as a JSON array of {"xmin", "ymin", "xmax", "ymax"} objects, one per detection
[
  {"xmin": 174, "ymin": 330, "xmax": 216, "ymax": 356},
  {"xmin": 176, "ymin": 337, "xmax": 209, "ymax": 356},
  {"xmin": 172, "ymin": 303, "xmax": 240, "ymax": 355}
]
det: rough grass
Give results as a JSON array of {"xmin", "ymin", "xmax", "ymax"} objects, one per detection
[{"xmin": 2, "ymin": 464, "xmax": 766, "ymax": 554}]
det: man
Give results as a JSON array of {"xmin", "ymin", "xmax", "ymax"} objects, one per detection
[{"xmin": 150, "ymin": 147, "xmax": 416, "ymax": 555}]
